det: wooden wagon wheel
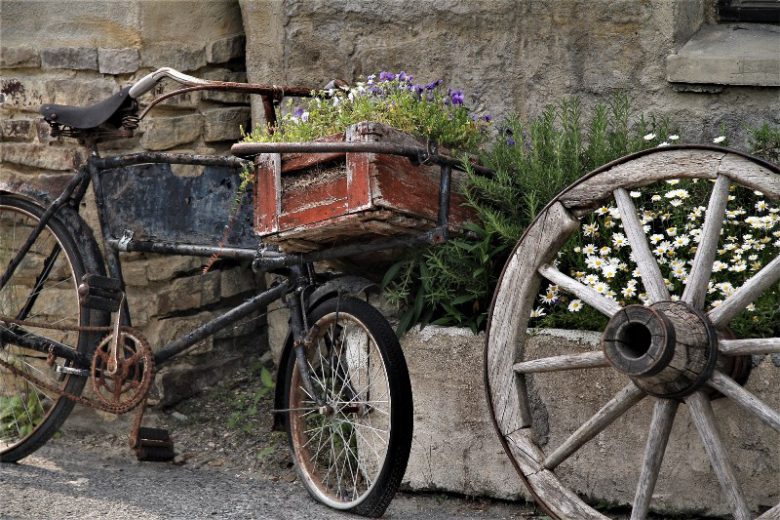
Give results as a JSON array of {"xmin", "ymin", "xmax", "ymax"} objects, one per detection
[{"xmin": 485, "ymin": 146, "xmax": 779, "ymax": 520}]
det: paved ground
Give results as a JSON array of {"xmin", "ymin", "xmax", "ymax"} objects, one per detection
[{"xmin": 0, "ymin": 437, "xmax": 544, "ymax": 520}]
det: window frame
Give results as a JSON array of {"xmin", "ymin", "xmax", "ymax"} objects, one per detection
[{"xmin": 717, "ymin": 0, "xmax": 780, "ymax": 23}]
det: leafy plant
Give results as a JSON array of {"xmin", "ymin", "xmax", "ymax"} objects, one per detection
[
  {"xmin": 243, "ymin": 71, "xmax": 491, "ymax": 155},
  {"xmin": 0, "ymin": 391, "xmax": 45, "ymax": 439},
  {"xmin": 384, "ymin": 93, "xmax": 673, "ymax": 333},
  {"xmin": 226, "ymin": 365, "xmax": 275, "ymax": 433}
]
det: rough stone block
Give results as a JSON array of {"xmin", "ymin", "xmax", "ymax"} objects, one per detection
[
  {"xmin": 0, "ymin": 47, "xmax": 40, "ymax": 68},
  {"xmin": 206, "ymin": 34, "xmax": 245, "ymax": 64},
  {"xmin": 0, "ymin": 119, "xmax": 34, "ymax": 141},
  {"xmin": 0, "ymin": 143, "xmax": 78, "ymax": 171},
  {"xmin": 146, "ymin": 256, "xmax": 200, "ymax": 282},
  {"xmin": 140, "ymin": 113, "xmax": 202, "ymax": 151},
  {"xmin": 203, "ymin": 107, "xmax": 250, "ymax": 142},
  {"xmin": 41, "ymin": 47, "xmax": 98, "ymax": 70},
  {"xmin": 141, "ymin": 45, "xmax": 207, "ymax": 72},
  {"xmin": 98, "ymin": 48, "xmax": 141, "ymax": 75},
  {"xmin": 0, "ymin": 77, "xmax": 116, "ymax": 112}
]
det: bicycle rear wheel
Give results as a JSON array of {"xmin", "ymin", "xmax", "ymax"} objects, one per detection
[
  {"xmin": 0, "ymin": 194, "xmax": 106, "ymax": 461},
  {"xmin": 285, "ymin": 296, "xmax": 413, "ymax": 517}
]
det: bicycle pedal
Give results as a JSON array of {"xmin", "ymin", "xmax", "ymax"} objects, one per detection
[{"xmin": 133, "ymin": 427, "xmax": 175, "ymax": 462}]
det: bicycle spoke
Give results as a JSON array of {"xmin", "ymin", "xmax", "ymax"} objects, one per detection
[
  {"xmin": 682, "ymin": 175, "xmax": 730, "ymax": 309},
  {"xmin": 614, "ymin": 188, "xmax": 669, "ymax": 303},
  {"xmin": 687, "ymin": 391, "xmax": 751, "ymax": 520},
  {"xmin": 513, "ymin": 351, "xmax": 608, "ymax": 374},
  {"xmin": 707, "ymin": 371, "xmax": 780, "ymax": 432},
  {"xmin": 539, "ymin": 264, "xmax": 621, "ymax": 317},
  {"xmin": 631, "ymin": 399, "xmax": 678, "ymax": 520},
  {"xmin": 708, "ymin": 254, "xmax": 780, "ymax": 328},
  {"xmin": 544, "ymin": 384, "xmax": 645, "ymax": 470}
]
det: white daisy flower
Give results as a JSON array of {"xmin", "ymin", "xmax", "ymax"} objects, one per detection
[
  {"xmin": 713, "ymin": 136, "xmax": 726, "ymax": 144},
  {"xmin": 568, "ymin": 299, "xmax": 583, "ymax": 312}
]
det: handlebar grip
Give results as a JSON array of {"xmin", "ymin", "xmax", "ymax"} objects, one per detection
[
  {"xmin": 128, "ymin": 67, "xmax": 213, "ymax": 99},
  {"xmin": 128, "ymin": 71, "xmax": 159, "ymax": 99}
]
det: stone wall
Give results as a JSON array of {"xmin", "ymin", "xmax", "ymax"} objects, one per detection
[
  {"xmin": 240, "ymin": 0, "xmax": 779, "ymax": 146},
  {"xmin": 0, "ymin": 0, "xmax": 260, "ymax": 406}
]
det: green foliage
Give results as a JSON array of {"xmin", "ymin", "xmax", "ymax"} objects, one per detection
[
  {"xmin": 749, "ymin": 122, "xmax": 780, "ymax": 163},
  {"xmin": 243, "ymin": 72, "xmax": 490, "ymax": 155},
  {"xmin": 384, "ymin": 93, "xmax": 673, "ymax": 333},
  {"xmin": 0, "ymin": 392, "xmax": 44, "ymax": 439},
  {"xmin": 226, "ymin": 364, "xmax": 275, "ymax": 434}
]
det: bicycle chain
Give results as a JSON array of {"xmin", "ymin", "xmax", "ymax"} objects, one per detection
[{"xmin": 0, "ymin": 315, "xmax": 153, "ymax": 415}]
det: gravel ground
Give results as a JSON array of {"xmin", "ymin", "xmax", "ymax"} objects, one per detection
[{"xmin": 0, "ymin": 364, "xmax": 550, "ymax": 520}]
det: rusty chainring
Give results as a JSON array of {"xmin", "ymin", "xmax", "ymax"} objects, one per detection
[{"xmin": 0, "ymin": 315, "xmax": 153, "ymax": 415}]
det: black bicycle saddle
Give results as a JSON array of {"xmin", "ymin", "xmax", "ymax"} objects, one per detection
[{"xmin": 40, "ymin": 87, "xmax": 135, "ymax": 130}]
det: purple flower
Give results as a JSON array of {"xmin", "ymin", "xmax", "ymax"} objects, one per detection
[
  {"xmin": 483, "ymin": 115, "xmax": 492, "ymax": 122},
  {"xmin": 425, "ymin": 79, "xmax": 443, "ymax": 91},
  {"xmin": 449, "ymin": 89, "xmax": 465, "ymax": 106},
  {"xmin": 397, "ymin": 71, "xmax": 413, "ymax": 83},
  {"xmin": 378, "ymin": 71, "xmax": 396, "ymax": 82},
  {"xmin": 293, "ymin": 107, "xmax": 305, "ymax": 118},
  {"xmin": 506, "ymin": 136, "xmax": 516, "ymax": 146}
]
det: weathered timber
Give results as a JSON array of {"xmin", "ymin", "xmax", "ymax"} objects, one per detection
[
  {"xmin": 253, "ymin": 122, "xmax": 473, "ymax": 252},
  {"xmin": 512, "ymin": 351, "xmax": 608, "ymax": 374},
  {"xmin": 254, "ymin": 153, "xmax": 281, "ymax": 234},
  {"xmin": 539, "ymin": 264, "xmax": 621, "ymax": 317},
  {"xmin": 757, "ymin": 503, "xmax": 780, "ymax": 520},
  {"xmin": 707, "ymin": 370, "xmax": 780, "ymax": 432},
  {"xmin": 718, "ymin": 153, "xmax": 780, "ymax": 199},
  {"xmin": 559, "ymin": 150, "xmax": 724, "ymax": 211},
  {"xmin": 525, "ymin": 469, "xmax": 610, "ymax": 520},
  {"xmin": 686, "ymin": 391, "xmax": 752, "ymax": 520},
  {"xmin": 614, "ymin": 188, "xmax": 669, "ymax": 303},
  {"xmin": 708, "ymin": 254, "xmax": 780, "ymax": 328},
  {"xmin": 720, "ymin": 337, "xmax": 780, "ymax": 356},
  {"xmin": 543, "ymin": 384, "xmax": 645, "ymax": 470},
  {"xmin": 486, "ymin": 202, "xmax": 579, "ymax": 434},
  {"xmin": 682, "ymin": 175, "xmax": 730, "ymax": 309},
  {"xmin": 631, "ymin": 399, "xmax": 678, "ymax": 520}
]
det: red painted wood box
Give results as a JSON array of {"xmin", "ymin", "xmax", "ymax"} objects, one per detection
[{"xmin": 253, "ymin": 122, "xmax": 474, "ymax": 252}]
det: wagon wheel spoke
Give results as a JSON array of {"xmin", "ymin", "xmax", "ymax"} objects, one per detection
[
  {"xmin": 720, "ymin": 338, "xmax": 780, "ymax": 356},
  {"xmin": 513, "ymin": 351, "xmax": 608, "ymax": 374},
  {"xmin": 681, "ymin": 175, "xmax": 730, "ymax": 309},
  {"xmin": 543, "ymin": 384, "xmax": 645, "ymax": 470},
  {"xmin": 538, "ymin": 264, "xmax": 621, "ymax": 317},
  {"xmin": 686, "ymin": 391, "xmax": 752, "ymax": 520},
  {"xmin": 630, "ymin": 399, "xmax": 678, "ymax": 520},
  {"xmin": 707, "ymin": 370, "xmax": 780, "ymax": 432},
  {"xmin": 708, "ymin": 254, "xmax": 780, "ymax": 328},
  {"xmin": 613, "ymin": 188, "xmax": 669, "ymax": 303}
]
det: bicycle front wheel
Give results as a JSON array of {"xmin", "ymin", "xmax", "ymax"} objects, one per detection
[
  {"xmin": 0, "ymin": 194, "xmax": 106, "ymax": 462},
  {"xmin": 285, "ymin": 296, "xmax": 413, "ymax": 517}
]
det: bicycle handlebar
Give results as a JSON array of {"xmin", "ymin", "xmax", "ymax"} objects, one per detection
[{"xmin": 128, "ymin": 67, "xmax": 214, "ymax": 99}]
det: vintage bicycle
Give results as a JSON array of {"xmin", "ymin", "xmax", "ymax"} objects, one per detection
[{"xmin": 0, "ymin": 67, "xmax": 482, "ymax": 517}]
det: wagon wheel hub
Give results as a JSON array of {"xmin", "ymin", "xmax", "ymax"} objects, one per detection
[{"xmin": 602, "ymin": 302, "xmax": 718, "ymax": 398}]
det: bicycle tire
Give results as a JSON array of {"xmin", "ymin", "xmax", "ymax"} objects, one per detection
[
  {"xmin": 284, "ymin": 296, "xmax": 413, "ymax": 517},
  {"xmin": 0, "ymin": 193, "xmax": 107, "ymax": 462}
]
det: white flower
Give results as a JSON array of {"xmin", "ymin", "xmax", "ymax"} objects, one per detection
[
  {"xmin": 643, "ymin": 133, "xmax": 656, "ymax": 141},
  {"xmin": 582, "ymin": 244, "xmax": 597, "ymax": 255},
  {"xmin": 651, "ymin": 194, "xmax": 662, "ymax": 202},
  {"xmin": 586, "ymin": 256, "xmax": 605, "ymax": 270},
  {"xmin": 583, "ymin": 223, "xmax": 599, "ymax": 237},
  {"xmin": 595, "ymin": 206, "xmax": 610, "ymax": 216},
  {"xmin": 599, "ymin": 246, "xmax": 612, "ymax": 257},
  {"xmin": 602, "ymin": 264, "xmax": 618, "ymax": 279},
  {"xmin": 621, "ymin": 285, "xmax": 637, "ymax": 298},
  {"xmin": 612, "ymin": 233, "xmax": 628, "ymax": 248},
  {"xmin": 630, "ymin": 191, "xmax": 641, "ymax": 198},
  {"xmin": 649, "ymin": 233, "xmax": 664, "ymax": 244},
  {"xmin": 530, "ymin": 307, "xmax": 546, "ymax": 318},
  {"xmin": 666, "ymin": 227, "xmax": 678, "ymax": 237},
  {"xmin": 568, "ymin": 299, "xmax": 583, "ymax": 312},
  {"xmin": 668, "ymin": 134, "xmax": 679, "ymax": 141},
  {"xmin": 593, "ymin": 282, "xmax": 609, "ymax": 295},
  {"xmin": 657, "ymin": 142, "xmax": 669, "ymax": 147},
  {"xmin": 540, "ymin": 291, "xmax": 558, "ymax": 304},
  {"xmin": 669, "ymin": 199, "xmax": 683, "ymax": 207},
  {"xmin": 584, "ymin": 274, "xmax": 599, "ymax": 286},
  {"xmin": 755, "ymin": 200, "xmax": 768, "ymax": 212},
  {"xmin": 673, "ymin": 235, "xmax": 690, "ymax": 248},
  {"xmin": 713, "ymin": 136, "xmax": 726, "ymax": 144}
]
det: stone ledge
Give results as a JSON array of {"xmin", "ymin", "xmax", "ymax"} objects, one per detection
[{"xmin": 666, "ymin": 24, "xmax": 780, "ymax": 87}]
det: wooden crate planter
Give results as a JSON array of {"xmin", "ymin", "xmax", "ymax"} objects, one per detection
[{"xmin": 254, "ymin": 122, "xmax": 474, "ymax": 252}]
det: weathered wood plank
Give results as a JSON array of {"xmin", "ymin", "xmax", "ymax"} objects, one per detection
[
  {"xmin": 505, "ymin": 428, "xmax": 544, "ymax": 475},
  {"xmin": 708, "ymin": 370, "xmax": 780, "ymax": 432},
  {"xmin": 487, "ymin": 202, "xmax": 579, "ymax": 434},
  {"xmin": 687, "ymin": 391, "xmax": 752, "ymax": 520},
  {"xmin": 756, "ymin": 503, "xmax": 780, "ymax": 520},
  {"xmin": 720, "ymin": 337, "xmax": 780, "ymax": 356},
  {"xmin": 682, "ymin": 175, "xmax": 730, "ymax": 309},
  {"xmin": 631, "ymin": 399, "xmax": 678, "ymax": 520},
  {"xmin": 525, "ymin": 469, "xmax": 610, "ymax": 520},
  {"xmin": 538, "ymin": 264, "xmax": 621, "ymax": 317},
  {"xmin": 512, "ymin": 351, "xmax": 608, "ymax": 374},
  {"xmin": 718, "ymin": 153, "xmax": 780, "ymax": 200},
  {"xmin": 345, "ymin": 124, "xmax": 373, "ymax": 212},
  {"xmin": 559, "ymin": 150, "xmax": 724, "ymax": 211},
  {"xmin": 281, "ymin": 151, "xmax": 345, "ymax": 174},
  {"xmin": 254, "ymin": 153, "xmax": 281, "ymax": 233},
  {"xmin": 708, "ymin": 254, "xmax": 780, "ymax": 328},
  {"xmin": 614, "ymin": 188, "xmax": 669, "ymax": 303},
  {"xmin": 543, "ymin": 383, "xmax": 645, "ymax": 470}
]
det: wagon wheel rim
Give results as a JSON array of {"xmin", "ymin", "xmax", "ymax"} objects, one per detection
[{"xmin": 485, "ymin": 146, "xmax": 780, "ymax": 520}]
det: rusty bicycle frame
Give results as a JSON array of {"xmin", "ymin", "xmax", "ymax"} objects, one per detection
[{"xmin": 0, "ymin": 69, "xmax": 487, "ymax": 425}]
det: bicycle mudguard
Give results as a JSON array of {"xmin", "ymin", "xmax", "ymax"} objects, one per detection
[{"xmin": 271, "ymin": 274, "xmax": 379, "ymax": 431}]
